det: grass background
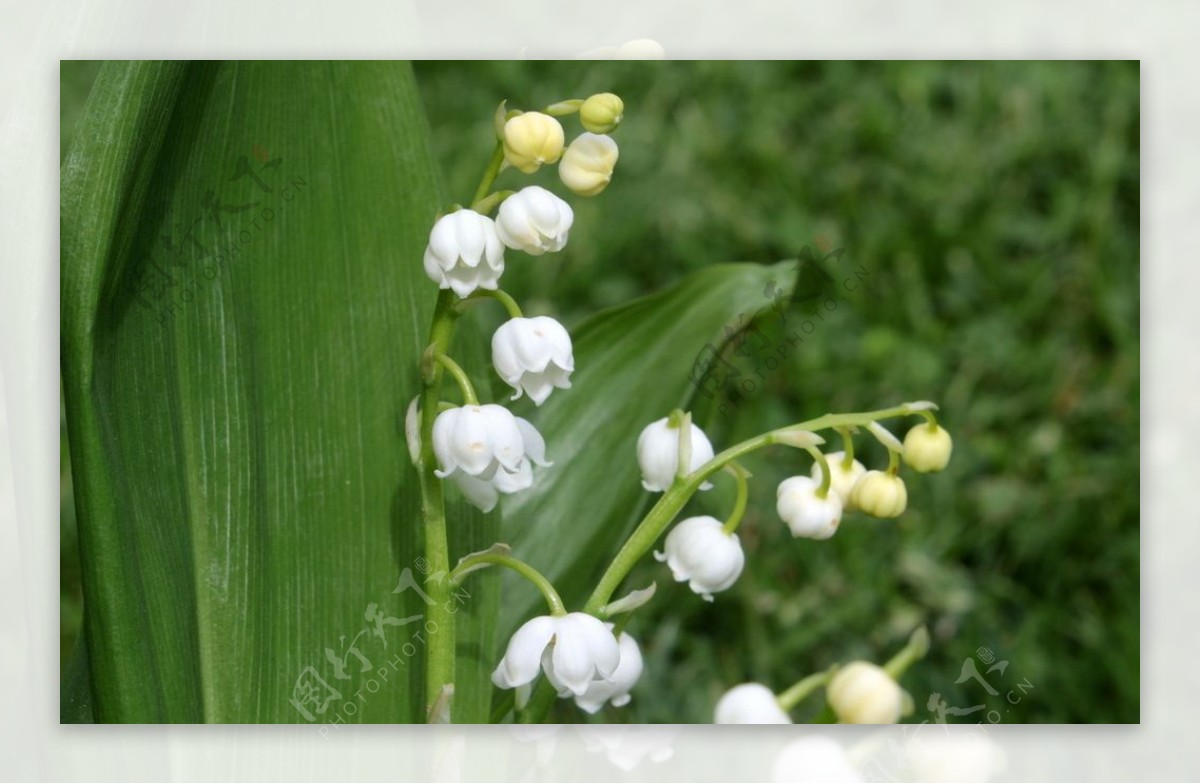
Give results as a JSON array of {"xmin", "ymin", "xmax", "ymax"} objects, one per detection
[{"xmin": 61, "ymin": 60, "xmax": 1139, "ymax": 723}]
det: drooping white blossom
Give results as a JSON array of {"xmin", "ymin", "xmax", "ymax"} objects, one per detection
[
  {"xmin": 492, "ymin": 612, "xmax": 620, "ymax": 697},
  {"xmin": 826, "ymin": 661, "xmax": 904, "ymax": 724},
  {"xmin": 654, "ymin": 515, "xmax": 745, "ymax": 601},
  {"xmin": 776, "ymin": 475, "xmax": 843, "ymax": 540},
  {"xmin": 495, "ymin": 186, "xmax": 574, "ymax": 255},
  {"xmin": 432, "ymin": 405, "xmax": 550, "ymax": 512},
  {"xmin": 713, "ymin": 683, "xmax": 793, "ymax": 724},
  {"xmin": 636, "ymin": 416, "xmax": 715, "ymax": 492},
  {"xmin": 423, "ymin": 209, "xmax": 505, "ymax": 298},
  {"xmin": 491, "ymin": 316, "xmax": 574, "ymax": 405},
  {"xmin": 574, "ymin": 626, "xmax": 643, "ymax": 713},
  {"xmin": 812, "ymin": 450, "xmax": 867, "ymax": 511}
]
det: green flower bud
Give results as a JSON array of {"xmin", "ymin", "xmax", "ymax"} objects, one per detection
[
  {"xmin": 902, "ymin": 424, "xmax": 953, "ymax": 473},
  {"xmin": 579, "ymin": 92, "xmax": 624, "ymax": 134}
]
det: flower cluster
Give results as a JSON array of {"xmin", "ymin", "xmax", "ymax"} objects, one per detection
[
  {"xmin": 413, "ymin": 88, "xmax": 952, "ymax": 725},
  {"xmin": 416, "ymin": 93, "xmax": 628, "ymax": 514},
  {"xmin": 714, "ymin": 627, "xmax": 929, "ymax": 724},
  {"xmin": 636, "ymin": 409, "xmax": 954, "ymax": 604}
]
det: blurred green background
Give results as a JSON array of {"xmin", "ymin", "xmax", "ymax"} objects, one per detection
[{"xmin": 61, "ymin": 60, "xmax": 1139, "ymax": 723}]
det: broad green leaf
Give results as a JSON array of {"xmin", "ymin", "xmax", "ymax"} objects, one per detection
[
  {"xmin": 61, "ymin": 61, "xmax": 497, "ymax": 723},
  {"xmin": 499, "ymin": 261, "xmax": 798, "ymax": 635}
]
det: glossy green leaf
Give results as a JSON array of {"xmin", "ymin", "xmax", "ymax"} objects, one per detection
[
  {"xmin": 60, "ymin": 61, "xmax": 498, "ymax": 723},
  {"xmin": 498, "ymin": 261, "xmax": 798, "ymax": 634}
]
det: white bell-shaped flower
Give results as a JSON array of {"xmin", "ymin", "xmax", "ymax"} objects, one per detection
[
  {"xmin": 495, "ymin": 186, "xmax": 574, "ymax": 255},
  {"xmin": 714, "ymin": 683, "xmax": 793, "ymax": 724},
  {"xmin": 636, "ymin": 416, "xmax": 715, "ymax": 492},
  {"xmin": 812, "ymin": 450, "xmax": 867, "ymax": 511},
  {"xmin": 574, "ymin": 626, "xmax": 643, "ymax": 714},
  {"xmin": 491, "ymin": 316, "xmax": 575, "ymax": 405},
  {"xmin": 492, "ymin": 612, "xmax": 620, "ymax": 697},
  {"xmin": 423, "ymin": 209, "xmax": 505, "ymax": 298},
  {"xmin": 654, "ymin": 515, "xmax": 744, "ymax": 601},
  {"xmin": 432, "ymin": 405, "xmax": 550, "ymax": 512},
  {"xmin": 559, "ymin": 132, "xmax": 619, "ymax": 196},
  {"xmin": 777, "ymin": 476, "xmax": 843, "ymax": 539},
  {"xmin": 826, "ymin": 661, "xmax": 904, "ymax": 724}
]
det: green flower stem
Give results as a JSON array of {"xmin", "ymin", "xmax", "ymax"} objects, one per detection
[
  {"xmin": 807, "ymin": 447, "xmax": 833, "ymax": 498},
  {"xmin": 887, "ymin": 448, "xmax": 902, "ymax": 476},
  {"xmin": 456, "ymin": 288, "xmax": 525, "ymax": 319},
  {"xmin": 583, "ymin": 403, "xmax": 931, "ymax": 614},
  {"xmin": 721, "ymin": 463, "xmax": 751, "ymax": 534},
  {"xmin": 417, "ymin": 289, "xmax": 461, "ymax": 720},
  {"xmin": 449, "ymin": 553, "xmax": 566, "ymax": 616},
  {"xmin": 472, "ymin": 141, "xmax": 506, "ymax": 207},
  {"xmin": 469, "ymin": 189, "xmax": 514, "ymax": 216},
  {"xmin": 884, "ymin": 626, "xmax": 931, "ymax": 680},
  {"xmin": 836, "ymin": 426, "xmax": 856, "ymax": 468},
  {"xmin": 776, "ymin": 668, "xmax": 835, "ymax": 711},
  {"xmin": 433, "ymin": 353, "xmax": 478, "ymax": 405}
]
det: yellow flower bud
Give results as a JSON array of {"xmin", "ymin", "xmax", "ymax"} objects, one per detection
[
  {"xmin": 559, "ymin": 133, "xmax": 619, "ymax": 196},
  {"xmin": 827, "ymin": 662, "xmax": 903, "ymax": 724},
  {"xmin": 902, "ymin": 424, "xmax": 953, "ymax": 473},
  {"xmin": 579, "ymin": 92, "xmax": 624, "ymax": 134},
  {"xmin": 503, "ymin": 112, "xmax": 565, "ymax": 174},
  {"xmin": 849, "ymin": 470, "xmax": 907, "ymax": 518}
]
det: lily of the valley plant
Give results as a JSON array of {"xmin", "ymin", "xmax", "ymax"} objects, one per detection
[{"xmin": 408, "ymin": 91, "xmax": 953, "ymax": 724}]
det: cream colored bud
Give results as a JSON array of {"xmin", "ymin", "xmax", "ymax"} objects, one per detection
[
  {"xmin": 902, "ymin": 424, "xmax": 953, "ymax": 473},
  {"xmin": 580, "ymin": 93, "xmax": 624, "ymax": 134},
  {"xmin": 849, "ymin": 470, "xmax": 907, "ymax": 518},
  {"xmin": 559, "ymin": 133, "xmax": 619, "ymax": 196},
  {"xmin": 503, "ymin": 112, "xmax": 565, "ymax": 174},
  {"xmin": 827, "ymin": 661, "xmax": 903, "ymax": 724}
]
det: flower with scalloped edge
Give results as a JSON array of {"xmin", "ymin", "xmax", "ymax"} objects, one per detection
[
  {"xmin": 495, "ymin": 185, "xmax": 574, "ymax": 256},
  {"xmin": 574, "ymin": 625, "xmax": 643, "ymax": 713},
  {"xmin": 492, "ymin": 612, "xmax": 620, "ymax": 697},
  {"xmin": 491, "ymin": 316, "xmax": 574, "ymax": 406},
  {"xmin": 714, "ymin": 683, "xmax": 793, "ymax": 724},
  {"xmin": 422, "ymin": 209, "xmax": 505, "ymax": 298},
  {"xmin": 654, "ymin": 515, "xmax": 745, "ymax": 601},
  {"xmin": 777, "ymin": 475, "xmax": 843, "ymax": 540},
  {"xmin": 432, "ymin": 404, "xmax": 550, "ymax": 512}
]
